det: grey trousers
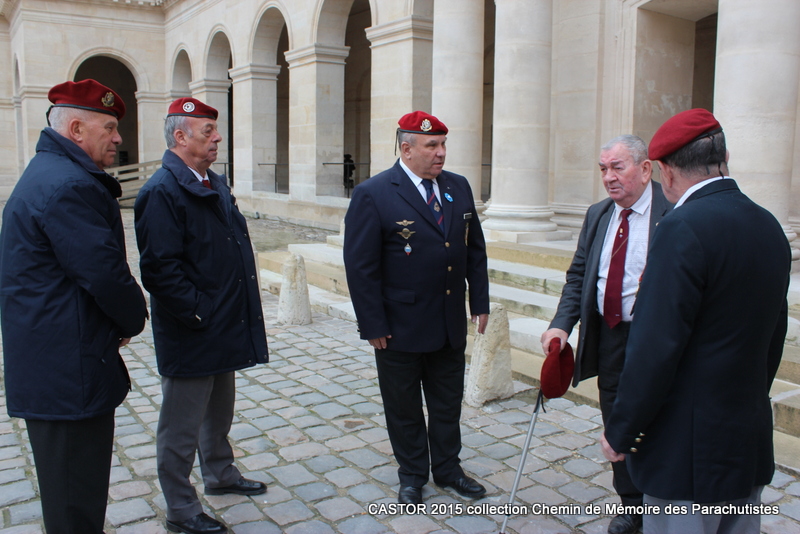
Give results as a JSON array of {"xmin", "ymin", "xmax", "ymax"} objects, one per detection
[
  {"xmin": 157, "ymin": 372, "xmax": 241, "ymax": 521},
  {"xmin": 643, "ymin": 486, "xmax": 763, "ymax": 534}
]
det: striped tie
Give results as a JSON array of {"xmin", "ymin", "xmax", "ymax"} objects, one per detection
[{"xmin": 422, "ymin": 179, "xmax": 444, "ymax": 233}]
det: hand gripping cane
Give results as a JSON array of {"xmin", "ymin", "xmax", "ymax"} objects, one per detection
[{"xmin": 499, "ymin": 338, "xmax": 574, "ymax": 534}]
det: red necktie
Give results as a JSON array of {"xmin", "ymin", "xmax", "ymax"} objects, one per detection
[
  {"xmin": 202, "ymin": 177, "xmax": 211, "ymax": 189},
  {"xmin": 604, "ymin": 209, "xmax": 633, "ymax": 329}
]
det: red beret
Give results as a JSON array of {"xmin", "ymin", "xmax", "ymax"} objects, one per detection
[
  {"xmin": 167, "ymin": 97, "xmax": 218, "ymax": 120},
  {"xmin": 48, "ymin": 79, "xmax": 125, "ymax": 120},
  {"xmin": 649, "ymin": 108, "xmax": 722, "ymax": 161},
  {"xmin": 397, "ymin": 111, "xmax": 448, "ymax": 135},
  {"xmin": 540, "ymin": 338, "xmax": 574, "ymax": 399}
]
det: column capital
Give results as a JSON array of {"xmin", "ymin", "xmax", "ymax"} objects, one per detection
[
  {"xmin": 229, "ymin": 64, "xmax": 282, "ymax": 84},
  {"xmin": 17, "ymin": 85, "xmax": 50, "ymax": 100},
  {"xmin": 134, "ymin": 91, "xmax": 167, "ymax": 104},
  {"xmin": 284, "ymin": 44, "xmax": 349, "ymax": 69},
  {"xmin": 189, "ymin": 78, "xmax": 231, "ymax": 95},
  {"xmin": 365, "ymin": 15, "xmax": 433, "ymax": 49}
]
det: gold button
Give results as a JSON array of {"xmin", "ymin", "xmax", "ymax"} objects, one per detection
[
  {"xmin": 447, "ymin": 266, "xmax": 452, "ymax": 271},
  {"xmin": 639, "ymin": 432, "xmax": 645, "ymax": 436},
  {"xmin": 445, "ymin": 242, "xmax": 450, "ymax": 247},
  {"xmin": 630, "ymin": 447, "xmax": 638, "ymax": 453},
  {"xmin": 446, "ymin": 290, "xmax": 451, "ymax": 295},
  {"xmin": 635, "ymin": 438, "xmax": 642, "ymax": 443}
]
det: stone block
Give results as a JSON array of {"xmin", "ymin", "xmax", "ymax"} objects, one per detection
[
  {"xmin": 464, "ymin": 303, "xmax": 515, "ymax": 407},
  {"xmin": 277, "ymin": 253, "xmax": 312, "ymax": 325}
]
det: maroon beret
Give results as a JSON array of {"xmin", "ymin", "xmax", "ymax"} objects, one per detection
[
  {"xmin": 48, "ymin": 79, "xmax": 125, "ymax": 120},
  {"xmin": 540, "ymin": 338, "xmax": 574, "ymax": 399},
  {"xmin": 397, "ymin": 111, "xmax": 448, "ymax": 135},
  {"xmin": 167, "ymin": 97, "xmax": 218, "ymax": 120},
  {"xmin": 649, "ymin": 108, "xmax": 722, "ymax": 161}
]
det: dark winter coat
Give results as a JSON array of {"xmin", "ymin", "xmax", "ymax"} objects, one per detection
[
  {"xmin": 0, "ymin": 128, "xmax": 147, "ymax": 420},
  {"xmin": 134, "ymin": 150, "xmax": 268, "ymax": 377}
]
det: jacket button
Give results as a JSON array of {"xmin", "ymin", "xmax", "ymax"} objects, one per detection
[
  {"xmin": 251, "ymin": 275, "xmax": 255, "ymax": 280},
  {"xmin": 639, "ymin": 432, "xmax": 645, "ymax": 437},
  {"xmin": 447, "ymin": 266, "xmax": 452, "ymax": 271},
  {"xmin": 630, "ymin": 447, "xmax": 638, "ymax": 453},
  {"xmin": 635, "ymin": 437, "xmax": 642, "ymax": 443},
  {"xmin": 258, "ymin": 316, "xmax": 263, "ymax": 320},
  {"xmin": 446, "ymin": 290, "xmax": 451, "ymax": 295},
  {"xmin": 445, "ymin": 242, "xmax": 450, "ymax": 247}
]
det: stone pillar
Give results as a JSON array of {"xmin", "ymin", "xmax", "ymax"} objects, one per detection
[
  {"xmin": 285, "ymin": 45, "xmax": 350, "ymax": 202},
  {"xmin": 190, "ymin": 78, "xmax": 231, "ymax": 178},
  {"xmin": 431, "ymin": 0, "xmax": 484, "ymax": 205},
  {"xmin": 135, "ymin": 91, "xmax": 168, "ymax": 163},
  {"xmin": 464, "ymin": 303, "xmax": 514, "ymax": 407},
  {"xmin": 230, "ymin": 64, "xmax": 281, "ymax": 195},
  {"xmin": 17, "ymin": 84, "xmax": 50, "ymax": 163},
  {"xmin": 366, "ymin": 16, "xmax": 433, "ymax": 174},
  {"xmin": 482, "ymin": 0, "xmax": 567, "ymax": 243},
  {"xmin": 277, "ymin": 253, "xmax": 312, "ymax": 326},
  {"xmin": 714, "ymin": 0, "xmax": 800, "ymax": 264}
]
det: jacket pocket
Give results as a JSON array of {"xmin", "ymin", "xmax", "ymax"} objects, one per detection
[{"xmin": 383, "ymin": 286, "xmax": 415, "ymax": 304}]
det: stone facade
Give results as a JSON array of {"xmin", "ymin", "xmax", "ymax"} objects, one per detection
[{"xmin": 1, "ymin": 0, "xmax": 798, "ymax": 264}]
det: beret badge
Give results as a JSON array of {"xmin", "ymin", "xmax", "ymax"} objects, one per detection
[
  {"xmin": 421, "ymin": 119, "xmax": 432, "ymax": 132},
  {"xmin": 101, "ymin": 92, "xmax": 115, "ymax": 108},
  {"xmin": 183, "ymin": 101, "xmax": 196, "ymax": 113}
]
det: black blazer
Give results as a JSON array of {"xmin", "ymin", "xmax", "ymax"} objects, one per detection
[
  {"xmin": 549, "ymin": 180, "xmax": 673, "ymax": 385},
  {"xmin": 605, "ymin": 179, "xmax": 792, "ymax": 503},
  {"xmin": 343, "ymin": 161, "xmax": 490, "ymax": 352}
]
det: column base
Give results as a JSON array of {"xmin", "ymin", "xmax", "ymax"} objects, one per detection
[{"xmin": 484, "ymin": 228, "xmax": 573, "ymax": 244}]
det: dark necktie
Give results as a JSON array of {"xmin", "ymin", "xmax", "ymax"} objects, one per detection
[
  {"xmin": 422, "ymin": 179, "xmax": 444, "ymax": 233},
  {"xmin": 604, "ymin": 208, "xmax": 633, "ymax": 329},
  {"xmin": 202, "ymin": 177, "xmax": 212, "ymax": 189}
]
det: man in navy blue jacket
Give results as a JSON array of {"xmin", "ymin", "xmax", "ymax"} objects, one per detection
[
  {"xmin": 0, "ymin": 79, "xmax": 148, "ymax": 533},
  {"xmin": 343, "ymin": 111, "xmax": 490, "ymax": 506},
  {"xmin": 135, "ymin": 98, "xmax": 268, "ymax": 534}
]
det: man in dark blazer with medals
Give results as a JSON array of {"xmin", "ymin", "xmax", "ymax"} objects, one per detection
[
  {"xmin": 542, "ymin": 135, "xmax": 672, "ymax": 534},
  {"xmin": 343, "ymin": 111, "xmax": 490, "ymax": 505},
  {"xmin": 602, "ymin": 109, "xmax": 791, "ymax": 534}
]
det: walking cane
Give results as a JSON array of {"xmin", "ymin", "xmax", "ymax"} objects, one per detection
[{"xmin": 499, "ymin": 338, "xmax": 574, "ymax": 534}]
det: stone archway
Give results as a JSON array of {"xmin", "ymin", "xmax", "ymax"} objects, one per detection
[
  {"xmin": 196, "ymin": 30, "xmax": 233, "ymax": 182},
  {"xmin": 171, "ymin": 49, "xmax": 193, "ymax": 98},
  {"xmin": 343, "ymin": 0, "xmax": 372, "ymax": 190},
  {"xmin": 75, "ymin": 56, "xmax": 138, "ymax": 166}
]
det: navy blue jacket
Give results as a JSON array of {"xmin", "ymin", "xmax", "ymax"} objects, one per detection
[
  {"xmin": 0, "ymin": 128, "xmax": 147, "ymax": 420},
  {"xmin": 606, "ymin": 179, "xmax": 791, "ymax": 502},
  {"xmin": 343, "ymin": 161, "xmax": 490, "ymax": 352},
  {"xmin": 134, "ymin": 150, "xmax": 268, "ymax": 377}
]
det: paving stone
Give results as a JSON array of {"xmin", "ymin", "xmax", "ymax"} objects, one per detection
[
  {"xmin": 283, "ymin": 519, "xmax": 335, "ymax": 534},
  {"xmin": 294, "ymin": 482, "xmax": 338, "ymax": 502},
  {"xmin": 786, "ymin": 482, "xmax": 800, "ymax": 497},
  {"xmin": 0, "ymin": 480, "xmax": 36, "ymax": 507},
  {"xmin": 516, "ymin": 485, "xmax": 569, "ymax": 506},
  {"xmin": 338, "ymin": 515, "xmax": 390, "ymax": 534},
  {"xmin": 529, "ymin": 468, "xmax": 572, "ymax": 488},
  {"xmin": 0, "ymin": 468, "xmax": 26, "ymax": 485},
  {"xmin": 264, "ymin": 499, "xmax": 314, "ymax": 526},
  {"xmin": 109, "ymin": 480, "xmax": 153, "ymax": 500},
  {"xmin": 352, "ymin": 402, "xmax": 385, "ymax": 415},
  {"xmin": 531, "ymin": 446, "xmax": 572, "ymax": 462},
  {"xmin": 279, "ymin": 442, "xmax": 330, "ymax": 461},
  {"xmin": 266, "ymin": 426, "xmax": 308, "ymax": 446},
  {"xmin": 315, "ymin": 496, "xmax": 364, "ymax": 521},
  {"xmin": 326, "ymin": 435, "xmax": 366, "ymax": 451},
  {"xmin": 348, "ymin": 483, "xmax": 387, "ymax": 503},
  {"xmin": 563, "ymin": 458, "xmax": 605, "ymax": 478},
  {"xmin": 313, "ymin": 402, "xmax": 353, "ymax": 419},
  {"xmin": 479, "ymin": 443, "xmax": 519, "ymax": 460},
  {"xmin": 304, "ymin": 454, "xmax": 346, "ymax": 474},
  {"xmin": 239, "ymin": 452, "xmax": 280, "ymax": 471},
  {"xmin": 220, "ymin": 502, "xmax": 263, "ymax": 524},
  {"xmin": 558, "ymin": 480, "xmax": 607, "ymax": 503},
  {"xmin": 445, "ymin": 515, "xmax": 498, "ymax": 534},
  {"xmin": 341, "ymin": 448, "xmax": 390, "ymax": 469},
  {"xmin": 269, "ymin": 464, "xmax": 318, "ymax": 487},
  {"xmin": 105, "ymin": 497, "xmax": 156, "ymax": 526},
  {"xmin": 8, "ymin": 501, "xmax": 42, "ymax": 525},
  {"xmin": 304, "ymin": 425, "xmax": 344, "ymax": 441},
  {"xmin": 325, "ymin": 467, "xmax": 367, "ymax": 488}
]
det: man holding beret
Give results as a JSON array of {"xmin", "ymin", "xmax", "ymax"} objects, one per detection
[
  {"xmin": 135, "ymin": 98, "xmax": 268, "ymax": 534},
  {"xmin": 343, "ymin": 111, "xmax": 490, "ymax": 505},
  {"xmin": 602, "ymin": 109, "xmax": 791, "ymax": 533},
  {"xmin": 0, "ymin": 79, "xmax": 148, "ymax": 533},
  {"xmin": 542, "ymin": 134, "xmax": 672, "ymax": 534}
]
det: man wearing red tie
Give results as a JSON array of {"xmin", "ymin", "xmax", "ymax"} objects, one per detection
[
  {"xmin": 541, "ymin": 135, "xmax": 672, "ymax": 534},
  {"xmin": 135, "ymin": 98, "xmax": 269, "ymax": 534}
]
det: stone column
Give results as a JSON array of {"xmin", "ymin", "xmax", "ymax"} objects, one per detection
[
  {"xmin": 229, "ymin": 64, "xmax": 281, "ymax": 195},
  {"xmin": 190, "ymin": 78, "xmax": 231, "ymax": 178},
  {"xmin": 715, "ymin": 0, "xmax": 800, "ymax": 264},
  {"xmin": 17, "ymin": 84, "xmax": 50, "ymax": 163},
  {"xmin": 284, "ymin": 45, "xmax": 350, "ymax": 201},
  {"xmin": 135, "ymin": 91, "xmax": 168, "ymax": 163},
  {"xmin": 482, "ymin": 0, "xmax": 568, "ymax": 243},
  {"xmin": 366, "ymin": 16, "xmax": 433, "ymax": 174},
  {"xmin": 431, "ymin": 0, "xmax": 484, "ymax": 205}
]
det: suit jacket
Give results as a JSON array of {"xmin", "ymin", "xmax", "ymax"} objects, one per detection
[
  {"xmin": 343, "ymin": 161, "xmax": 490, "ymax": 353},
  {"xmin": 605, "ymin": 179, "xmax": 792, "ymax": 503},
  {"xmin": 549, "ymin": 180, "xmax": 672, "ymax": 386}
]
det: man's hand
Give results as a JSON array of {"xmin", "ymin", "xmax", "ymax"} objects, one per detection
[
  {"xmin": 119, "ymin": 338, "xmax": 132, "ymax": 348},
  {"xmin": 540, "ymin": 328, "xmax": 568, "ymax": 353},
  {"xmin": 471, "ymin": 314, "xmax": 489, "ymax": 335},
  {"xmin": 601, "ymin": 431, "xmax": 626, "ymax": 462},
  {"xmin": 369, "ymin": 336, "xmax": 391, "ymax": 350}
]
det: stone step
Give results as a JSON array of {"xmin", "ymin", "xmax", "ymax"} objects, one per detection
[
  {"xmin": 486, "ymin": 239, "xmax": 576, "ymax": 271},
  {"xmin": 259, "ymin": 269, "xmax": 800, "ymax": 464}
]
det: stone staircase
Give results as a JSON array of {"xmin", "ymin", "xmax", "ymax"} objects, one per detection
[{"xmin": 257, "ymin": 231, "xmax": 800, "ymax": 472}]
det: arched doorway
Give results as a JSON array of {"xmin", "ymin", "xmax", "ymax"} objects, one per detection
[
  {"xmin": 75, "ymin": 56, "xmax": 138, "ymax": 166},
  {"xmin": 171, "ymin": 49, "xmax": 193, "ymax": 98},
  {"xmin": 202, "ymin": 31, "xmax": 233, "ymax": 183},
  {"xmin": 343, "ymin": 0, "xmax": 371, "ymax": 192}
]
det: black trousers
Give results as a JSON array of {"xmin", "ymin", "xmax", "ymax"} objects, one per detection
[
  {"xmin": 374, "ymin": 343, "xmax": 466, "ymax": 488},
  {"xmin": 597, "ymin": 317, "xmax": 644, "ymax": 508},
  {"xmin": 27, "ymin": 411, "xmax": 115, "ymax": 534}
]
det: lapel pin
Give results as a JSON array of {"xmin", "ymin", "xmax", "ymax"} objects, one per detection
[
  {"xmin": 404, "ymin": 243, "xmax": 412, "ymax": 256},
  {"xmin": 444, "ymin": 193, "xmax": 453, "ymax": 202}
]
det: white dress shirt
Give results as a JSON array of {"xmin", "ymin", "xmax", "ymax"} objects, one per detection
[
  {"xmin": 597, "ymin": 181, "xmax": 653, "ymax": 322},
  {"xmin": 399, "ymin": 159, "xmax": 443, "ymax": 204}
]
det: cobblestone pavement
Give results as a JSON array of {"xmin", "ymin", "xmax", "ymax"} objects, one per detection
[{"xmin": 1, "ymin": 212, "xmax": 800, "ymax": 533}]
